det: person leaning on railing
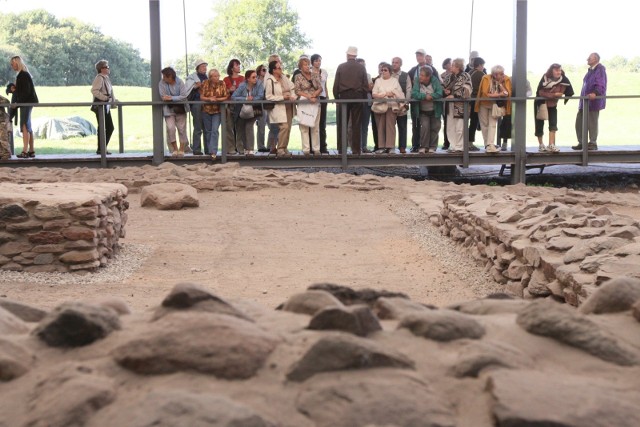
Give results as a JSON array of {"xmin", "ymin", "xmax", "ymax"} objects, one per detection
[
  {"xmin": 442, "ymin": 58, "xmax": 472, "ymax": 153},
  {"xmin": 159, "ymin": 67, "xmax": 190, "ymax": 157},
  {"xmin": 476, "ymin": 65, "xmax": 512, "ymax": 154},
  {"xmin": 411, "ymin": 66, "xmax": 444, "ymax": 154},
  {"xmin": 232, "ymin": 69, "xmax": 264, "ymax": 156}
]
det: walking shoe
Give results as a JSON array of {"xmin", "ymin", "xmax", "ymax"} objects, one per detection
[
  {"xmin": 468, "ymin": 144, "xmax": 481, "ymax": 152},
  {"xmin": 211, "ymin": 153, "xmax": 217, "ymax": 161},
  {"xmin": 547, "ymin": 145, "xmax": 560, "ymax": 153},
  {"xmin": 374, "ymin": 149, "xmax": 386, "ymax": 154},
  {"xmin": 410, "ymin": 147, "xmax": 419, "ymax": 153},
  {"xmin": 269, "ymin": 148, "xmax": 277, "ymax": 155},
  {"xmin": 257, "ymin": 147, "xmax": 270, "ymax": 153},
  {"xmin": 571, "ymin": 144, "xmax": 583, "ymax": 150},
  {"xmin": 184, "ymin": 145, "xmax": 193, "ymax": 154},
  {"xmin": 539, "ymin": 144, "xmax": 547, "ymax": 152},
  {"xmin": 399, "ymin": 148, "xmax": 406, "ymax": 154},
  {"xmin": 501, "ymin": 144, "xmax": 508, "ymax": 151},
  {"xmin": 485, "ymin": 144, "xmax": 499, "ymax": 153},
  {"xmin": 587, "ymin": 142, "xmax": 598, "ymax": 150},
  {"xmin": 192, "ymin": 150, "xmax": 203, "ymax": 155},
  {"xmin": 246, "ymin": 150, "xmax": 254, "ymax": 156},
  {"xmin": 418, "ymin": 148, "xmax": 426, "ymax": 154}
]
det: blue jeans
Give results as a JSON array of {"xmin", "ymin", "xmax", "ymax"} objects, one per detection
[
  {"xmin": 190, "ymin": 103, "xmax": 204, "ymax": 152},
  {"xmin": 203, "ymin": 112, "xmax": 221, "ymax": 154}
]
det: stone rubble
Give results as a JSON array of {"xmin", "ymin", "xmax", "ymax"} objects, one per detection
[{"xmin": 0, "ymin": 281, "xmax": 638, "ymax": 426}]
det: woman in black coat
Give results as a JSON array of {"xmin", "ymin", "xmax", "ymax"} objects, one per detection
[{"xmin": 10, "ymin": 55, "xmax": 39, "ymax": 158}]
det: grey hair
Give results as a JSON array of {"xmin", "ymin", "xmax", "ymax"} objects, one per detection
[
  {"xmin": 452, "ymin": 58, "xmax": 465, "ymax": 70},
  {"xmin": 491, "ymin": 65, "xmax": 505, "ymax": 74},
  {"xmin": 95, "ymin": 59, "xmax": 109, "ymax": 73}
]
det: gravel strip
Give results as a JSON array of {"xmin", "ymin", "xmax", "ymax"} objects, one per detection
[
  {"xmin": 0, "ymin": 243, "xmax": 152, "ymax": 286},
  {"xmin": 388, "ymin": 194, "xmax": 504, "ymax": 298}
]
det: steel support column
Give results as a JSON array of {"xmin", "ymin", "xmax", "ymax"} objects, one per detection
[
  {"xmin": 511, "ymin": 0, "xmax": 527, "ymax": 184},
  {"xmin": 150, "ymin": 0, "xmax": 164, "ymax": 165}
]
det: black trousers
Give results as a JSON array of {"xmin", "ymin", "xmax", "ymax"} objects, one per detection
[{"xmin": 95, "ymin": 107, "xmax": 114, "ymax": 151}]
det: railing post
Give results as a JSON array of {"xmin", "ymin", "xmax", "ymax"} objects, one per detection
[
  {"xmin": 220, "ymin": 103, "xmax": 227, "ymax": 164},
  {"xmin": 117, "ymin": 104, "xmax": 124, "ymax": 154},
  {"xmin": 511, "ymin": 0, "xmax": 528, "ymax": 184},
  {"xmin": 581, "ymin": 97, "xmax": 589, "ymax": 166},
  {"xmin": 462, "ymin": 100, "xmax": 470, "ymax": 168},
  {"xmin": 340, "ymin": 100, "xmax": 348, "ymax": 170}
]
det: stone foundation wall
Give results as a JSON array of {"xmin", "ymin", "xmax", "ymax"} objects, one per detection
[
  {"xmin": 439, "ymin": 191, "xmax": 640, "ymax": 305},
  {"xmin": 0, "ymin": 183, "xmax": 128, "ymax": 273}
]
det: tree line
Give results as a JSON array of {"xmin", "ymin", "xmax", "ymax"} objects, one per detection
[{"xmin": 0, "ymin": 10, "xmax": 150, "ymax": 87}]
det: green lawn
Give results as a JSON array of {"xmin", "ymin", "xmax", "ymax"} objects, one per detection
[{"xmin": 25, "ymin": 70, "xmax": 640, "ymax": 154}]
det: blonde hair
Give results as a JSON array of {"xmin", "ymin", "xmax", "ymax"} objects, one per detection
[{"xmin": 11, "ymin": 55, "xmax": 28, "ymax": 73}]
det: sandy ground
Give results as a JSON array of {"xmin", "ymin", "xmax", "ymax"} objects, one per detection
[{"xmin": 0, "ymin": 187, "xmax": 496, "ymax": 312}]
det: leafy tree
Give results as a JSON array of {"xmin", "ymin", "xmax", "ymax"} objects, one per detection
[
  {"xmin": 0, "ymin": 10, "xmax": 150, "ymax": 86},
  {"xmin": 200, "ymin": 0, "xmax": 311, "ymax": 73}
]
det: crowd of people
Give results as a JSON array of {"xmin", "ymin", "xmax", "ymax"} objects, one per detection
[{"xmin": 1, "ymin": 49, "xmax": 608, "ymax": 160}]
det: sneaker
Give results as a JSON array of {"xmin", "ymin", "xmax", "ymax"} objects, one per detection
[
  {"xmin": 246, "ymin": 150, "xmax": 254, "ymax": 156},
  {"xmin": 184, "ymin": 145, "xmax": 193, "ymax": 154},
  {"xmin": 374, "ymin": 149, "xmax": 386, "ymax": 154},
  {"xmin": 538, "ymin": 144, "xmax": 547, "ymax": 152},
  {"xmin": 313, "ymin": 151, "xmax": 321, "ymax": 157},
  {"xmin": 211, "ymin": 153, "xmax": 217, "ymax": 161},
  {"xmin": 428, "ymin": 148, "xmax": 436, "ymax": 153},
  {"xmin": 547, "ymin": 145, "xmax": 560, "ymax": 153},
  {"xmin": 418, "ymin": 148, "xmax": 426, "ymax": 154},
  {"xmin": 571, "ymin": 144, "xmax": 583, "ymax": 150},
  {"xmin": 410, "ymin": 147, "xmax": 419, "ymax": 153},
  {"xmin": 399, "ymin": 148, "xmax": 406, "ymax": 154},
  {"xmin": 587, "ymin": 142, "xmax": 598, "ymax": 150},
  {"xmin": 469, "ymin": 144, "xmax": 481, "ymax": 152},
  {"xmin": 485, "ymin": 144, "xmax": 499, "ymax": 153},
  {"xmin": 192, "ymin": 150, "xmax": 203, "ymax": 155},
  {"xmin": 447, "ymin": 149, "xmax": 463, "ymax": 153},
  {"xmin": 257, "ymin": 148, "xmax": 270, "ymax": 153},
  {"xmin": 501, "ymin": 144, "xmax": 508, "ymax": 151}
]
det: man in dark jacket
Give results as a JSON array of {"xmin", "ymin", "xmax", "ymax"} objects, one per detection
[{"xmin": 333, "ymin": 46, "xmax": 369, "ymax": 155}]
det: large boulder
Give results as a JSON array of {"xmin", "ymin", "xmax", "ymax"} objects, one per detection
[
  {"xmin": 307, "ymin": 305, "xmax": 382, "ymax": 337},
  {"xmin": 398, "ymin": 310, "xmax": 486, "ymax": 342},
  {"xmin": 140, "ymin": 183, "xmax": 199, "ymax": 210},
  {"xmin": 579, "ymin": 277, "xmax": 640, "ymax": 314}
]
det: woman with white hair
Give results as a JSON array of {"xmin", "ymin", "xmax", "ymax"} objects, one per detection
[
  {"xmin": 10, "ymin": 55, "xmax": 39, "ymax": 158},
  {"xmin": 91, "ymin": 59, "xmax": 117, "ymax": 155},
  {"xmin": 475, "ymin": 64, "xmax": 512, "ymax": 153},
  {"xmin": 442, "ymin": 58, "xmax": 472, "ymax": 153}
]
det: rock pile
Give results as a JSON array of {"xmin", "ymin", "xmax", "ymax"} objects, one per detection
[
  {"xmin": 0, "ymin": 183, "xmax": 128, "ymax": 273},
  {"xmin": 1, "ymin": 280, "xmax": 639, "ymax": 426},
  {"xmin": 439, "ymin": 189, "xmax": 640, "ymax": 305}
]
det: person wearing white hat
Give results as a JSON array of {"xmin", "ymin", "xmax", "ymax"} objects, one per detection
[
  {"xmin": 332, "ymin": 46, "xmax": 369, "ymax": 154},
  {"xmin": 185, "ymin": 59, "xmax": 208, "ymax": 155}
]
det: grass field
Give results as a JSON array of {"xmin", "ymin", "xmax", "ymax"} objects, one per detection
[{"xmin": 23, "ymin": 70, "xmax": 640, "ymax": 155}]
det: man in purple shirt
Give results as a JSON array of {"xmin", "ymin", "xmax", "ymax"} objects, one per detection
[{"xmin": 572, "ymin": 52, "xmax": 607, "ymax": 151}]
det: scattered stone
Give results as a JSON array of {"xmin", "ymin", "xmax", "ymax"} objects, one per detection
[
  {"xmin": 448, "ymin": 298, "xmax": 528, "ymax": 315},
  {"xmin": 140, "ymin": 183, "xmax": 199, "ymax": 210},
  {"xmin": 153, "ymin": 282, "xmax": 250, "ymax": 321},
  {"xmin": 0, "ymin": 338, "xmax": 33, "ymax": 381},
  {"xmin": 516, "ymin": 299, "xmax": 639, "ymax": 366},
  {"xmin": 579, "ymin": 277, "xmax": 640, "ymax": 315},
  {"xmin": 0, "ymin": 298, "xmax": 47, "ymax": 322},
  {"xmin": 90, "ymin": 390, "xmax": 274, "ymax": 427},
  {"xmin": 487, "ymin": 369, "xmax": 640, "ymax": 427},
  {"xmin": 33, "ymin": 302, "xmax": 121, "ymax": 347},
  {"xmin": 308, "ymin": 305, "xmax": 382, "ymax": 336},
  {"xmin": 24, "ymin": 363, "xmax": 116, "ymax": 427},
  {"xmin": 296, "ymin": 371, "xmax": 455, "ymax": 427},
  {"xmin": 398, "ymin": 310, "xmax": 486, "ymax": 341},
  {"xmin": 307, "ymin": 282, "xmax": 410, "ymax": 306},
  {"xmin": 286, "ymin": 333, "xmax": 414, "ymax": 382},
  {"xmin": 373, "ymin": 296, "xmax": 433, "ymax": 319},
  {"xmin": 448, "ymin": 340, "xmax": 533, "ymax": 378},
  {"xmin": 113, "ymin": 312, "xmax": 278, "ymax": 379},
  {"xmin": 0, "ymin": 306, "xmax": 30, "ymax": 335},
  {"xmin": 281, "ymin": 290, "xmax": 343, "ymax": 316}
]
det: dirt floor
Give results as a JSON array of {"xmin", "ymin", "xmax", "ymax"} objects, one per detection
[{"xmin": 0, "ymin": 187, "xmax": 497, "ymax": 312}]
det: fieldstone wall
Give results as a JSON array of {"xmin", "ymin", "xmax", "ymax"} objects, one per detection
[
  {"xmin": 0, "ymin": 183, "xmax": 128, "ymax": 273},
  {"xmin": 439, "ymin": 190, "xmax": 640, "ymax": 305}
]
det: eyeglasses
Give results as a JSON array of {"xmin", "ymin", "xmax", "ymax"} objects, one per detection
[
  {"xmin": 102, "ymin": 66, "xmax": 110, "ymax": 69},
  {"xmin": 260, "ymin": 69, "xmax": 266, "ymax": 73},
  {"xmin": 250, "ymin": 75, "xmax": 257, "ymax": 79}
]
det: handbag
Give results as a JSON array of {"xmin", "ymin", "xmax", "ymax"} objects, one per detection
[
  {"xmin": 491, "ymin": 103, "xmax": 505, "ymax": 119},
  {"xmin": 90, "ymin": 97, "xmax": 100, "ymax": 113},
  {"xmin": 239, "ymin": 103, "xmax": 255, "ymax": 119},
  {"xmin": 371, "ymin": 100, "xmax": 389, "ymax": 114},
  {"xmin": 536, "ymin": 102, "xmax": 549, "ymax": 120}
]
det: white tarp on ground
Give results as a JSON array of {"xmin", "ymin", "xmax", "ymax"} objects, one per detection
[{"xmin": 14, "ymin": 116, "xmax": 97, "ymax": 140}]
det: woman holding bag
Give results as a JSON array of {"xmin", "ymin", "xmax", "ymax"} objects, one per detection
[
  {"xmin": 475, "ymin": 65, "xmax": 512, "ymax": 154},
  {"xmin": 371, "ymin": 63, "xmax": 403, "ymax": 154},
  {"xmin": 294, "ymin": 57, "xmax": 322, "ymax": 156},
  {"xmin": 91, "ymin": 59, "xmax": 117, "ymax": 155},
  {"xmin": 534, "ymin": 63, "xmax": 574, "ymax": 153},
  {"xmin": 159, "ymin": 67, "xmax": 189, "ymax": 157},
  {"xmin": 232, "ymin": 69, "xmax": 264, "ymax": 155}
]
